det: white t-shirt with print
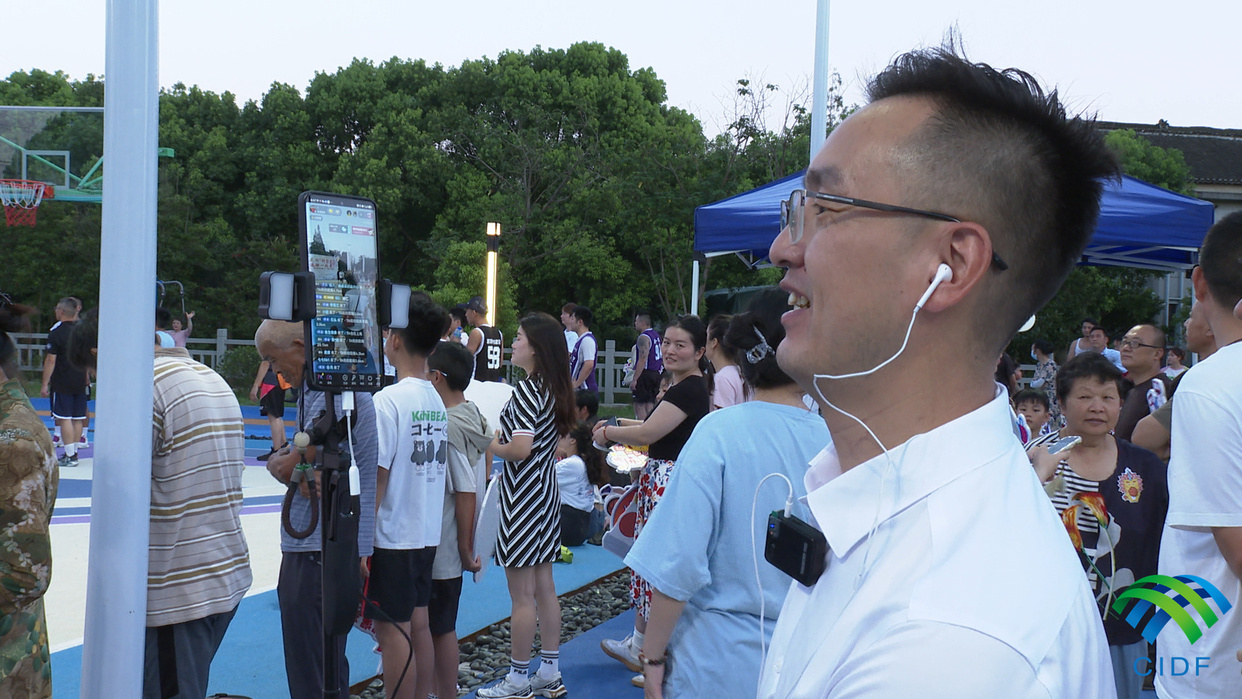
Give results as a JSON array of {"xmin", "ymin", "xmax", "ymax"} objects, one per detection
[
  {"xmin": 373, "ymin": 376, "xmax": 448, "ymax": 550},
  {"xmin": 1157, "ymin": 341, "xmax": 1242, "ymax": 699}
]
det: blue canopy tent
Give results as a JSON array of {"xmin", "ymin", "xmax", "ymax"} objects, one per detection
[{"xmin": 693, "ymin": 171, "xmax": 1214, "ymax": 273}]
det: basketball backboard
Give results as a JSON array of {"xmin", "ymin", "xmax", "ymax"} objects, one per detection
[{"xmin": 0, "ymin": 105, "xmax": 104, "ymax": 203}]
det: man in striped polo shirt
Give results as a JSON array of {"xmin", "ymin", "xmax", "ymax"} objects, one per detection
[{"xmin": 69, "ymin": 315, "xmax": 252, "ymax": 699}]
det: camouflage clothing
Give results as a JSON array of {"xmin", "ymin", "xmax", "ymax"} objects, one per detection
[{"xmin": 0, "ymin": 378, "xmax": 59, "ymax": 698}]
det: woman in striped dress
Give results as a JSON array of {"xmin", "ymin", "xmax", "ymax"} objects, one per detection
[{"xmin": 480, "ymin": 313, "xmax": 577, "ymax": 699}]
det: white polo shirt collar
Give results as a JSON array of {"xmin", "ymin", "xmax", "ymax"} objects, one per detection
[{"xmin": 805, "ymin": 385, "xmax": 1016, "ymax": 558}]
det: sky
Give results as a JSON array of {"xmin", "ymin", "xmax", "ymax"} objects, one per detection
[{"xmin": 2, "ymin": 0, "xmax": 1239, "ymax": 139}]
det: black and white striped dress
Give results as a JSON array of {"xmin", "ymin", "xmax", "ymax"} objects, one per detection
[{"xmin": 496, "ymin": 376, "xmax": 562, "ymax": 567}]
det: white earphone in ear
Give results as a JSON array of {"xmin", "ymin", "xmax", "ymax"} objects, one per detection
[{"xmin": 915, "ymin": 263, "xmax": 953, "ymax": 311}]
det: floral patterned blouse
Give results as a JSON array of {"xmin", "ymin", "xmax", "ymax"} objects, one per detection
[
  {"xmin": 1033, "ymin": 358, "xmax": 1061, "ymax": 423},
  {"xmin": 0, "ymin": 378, "xmax": 59, "ymax": 697}
]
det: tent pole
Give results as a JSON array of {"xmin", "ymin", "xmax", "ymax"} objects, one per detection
[
  {"xmin": 691, "ymin": 258, "xmax": 700, "ymax": 316},
  {"xmin": 809, "ymin": 0, "xmax": 831, "ymax": 161},
  {"xmin": 80, "ymin": 0, "xmax": 159, "ymax": 696}
]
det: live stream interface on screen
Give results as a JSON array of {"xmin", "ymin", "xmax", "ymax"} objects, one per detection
[{"xmin": 305, "ymin": 196, "xmax": 381, "ymax": 389}]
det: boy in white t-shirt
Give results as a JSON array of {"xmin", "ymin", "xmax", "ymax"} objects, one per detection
[
  {"xmin": 367, "ymin": 295, "xmax": 451, "ymax": 699},
  {"xmin": 426, "ymin": 340, "xmax": 490, "ymax": 699}
]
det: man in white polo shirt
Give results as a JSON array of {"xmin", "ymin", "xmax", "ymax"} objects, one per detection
[
  {"xmin": 1157, "ymin": 211, "xmax": 1242, "ymax": 698},
  {"xmin": 755, "ymin": 44, "xmax": 1119, "ymax": 698}
]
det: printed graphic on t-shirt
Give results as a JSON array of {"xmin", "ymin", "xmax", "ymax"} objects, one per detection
[{"xmin": 409, "ymin": 409, "xmax": 449, "ymax": 477}]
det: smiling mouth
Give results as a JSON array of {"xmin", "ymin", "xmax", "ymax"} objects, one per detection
[{"xmin": 788, "ymin": 292, "xmax": 810, "ymax": 310}]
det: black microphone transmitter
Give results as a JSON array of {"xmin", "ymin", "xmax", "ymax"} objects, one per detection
[{"xmin": 765, "ymin": 511, "xmax": 828, "ymax": 586}]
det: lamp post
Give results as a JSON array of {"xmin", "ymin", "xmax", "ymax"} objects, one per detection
[{"xmin": 485, "ymin": 222, "xmax": 500, "ymax": 327}]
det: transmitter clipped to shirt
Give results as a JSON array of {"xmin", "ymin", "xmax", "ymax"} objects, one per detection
[{"xmin": 765, "ymin": 511, "xmax": 828, "ymax": 586}]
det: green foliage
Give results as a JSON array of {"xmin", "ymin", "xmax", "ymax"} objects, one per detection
[
  {"xmin": 1, "ymin": 52, "xmax": 852, "ymax": 348},
  {"xmin": 1104, "ymin": 130, "xmax": 1195, "ymax": 195},
  {"xmin": 423, "ymin": 240, "xmax": 519, "ymax": 339},
  {"xmin": 1011, "ymin": 266, "xmax": 1164, "ymax": 360},
  {"xmin": 216, "ymin": 344, "xmax": 261, "ymax": 392}
]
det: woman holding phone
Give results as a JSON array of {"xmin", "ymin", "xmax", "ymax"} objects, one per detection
[
  {"xmin": 478, "ymin": 313, "xmax": 577, "ymax": 699},
  {"xmin": 593, "ymin": 314, "xmax": 712, "ymax": 687},
  {"xmin": 1030, "ymin": 352, "xmax": 1167, "ymax": 698}
]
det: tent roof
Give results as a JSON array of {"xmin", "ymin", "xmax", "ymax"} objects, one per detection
[{"xmin": 693, "ymin": 172, "xmax": 1215, "ymax": 271}]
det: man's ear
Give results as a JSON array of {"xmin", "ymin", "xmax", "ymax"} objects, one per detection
[
  {"xmin": 919, "ymin": 221, "xmax": 993, "ymax": 314},
  {"xmin": 1192, "ymin": 266, "xmax": 1211, "ymax": 304}
]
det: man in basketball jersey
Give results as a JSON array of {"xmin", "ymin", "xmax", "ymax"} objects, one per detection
[
  {"xmin": 568, "ymin": 305, "xmax": 598, "ymax": 395},
  {"xmin": 631, "ymin": 311, "xmax": 663, "ymax": 420},
  {"xmin": 464, "ymin": 296, "xmax": 504, "ymax": 382}
]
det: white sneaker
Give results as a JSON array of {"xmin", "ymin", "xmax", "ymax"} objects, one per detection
[
  {"xmin": 601, "ymin": 635, "xmax": 642, "ymax": 672},
  {"xmin": 477, "ymin": 675, "xmax": 533, "ymax": 699},
  {"xmin": 631, "ymin": 673, "xmax": 645, "ymax": 688},
  {"xmin": 529, "ymin": 672, "xmax": 567, "ymax": 698}
]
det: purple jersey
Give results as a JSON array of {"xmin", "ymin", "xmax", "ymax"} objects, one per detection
[
  {"xmin": 640, "ymin": 328, "xmax": 663, "ymax": 373},
  {"xmin": 570, "ymin": 331, "xmax": 598, "ymax": 392}
]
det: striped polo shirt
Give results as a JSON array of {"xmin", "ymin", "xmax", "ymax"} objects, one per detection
[{"xmin": 148, "ymin": 348, "xmax": 252, "ymax": 627}]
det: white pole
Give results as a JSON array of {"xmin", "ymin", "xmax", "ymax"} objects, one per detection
[
  {"xmin": 809, "ymin": 0, "xmax": 831, "ymax": 161},
  {"xmin": 80, "ymin": 0, "xmax": 159, "ymax": 696},
  {"xmin": 690, "ymin": 259, "xmax": 700, "ymax": 316}
]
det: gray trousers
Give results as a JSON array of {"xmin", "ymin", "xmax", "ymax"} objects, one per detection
[
  {"xmin": 279, "ymin": 550, "xmax": 351, "ymax": 699},
  {"xmin": 1110, "ymin": 640, "xmax": 1149, "ymax": 699},
  {"xmin": 142, "ymin": 605, "xmax": 238, "ymax": 699}
]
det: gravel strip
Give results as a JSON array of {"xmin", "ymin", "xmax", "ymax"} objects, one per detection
[{"xmin": 355, "ymin": 570, "xmax": 632, "ymax": 698}]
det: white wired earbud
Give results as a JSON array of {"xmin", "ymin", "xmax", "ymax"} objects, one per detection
[
  {"xmin": 809, "ymin": 262, "xmax": 952, "ymax": 586},
  {"xmin": 915, "ymin": 263, "xmax": 953, "ymax": 311}
]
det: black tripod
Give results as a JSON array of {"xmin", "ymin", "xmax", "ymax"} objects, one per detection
[{"xmin": 293, "ymin": 392, "xmax": 362, "ymax": 699}]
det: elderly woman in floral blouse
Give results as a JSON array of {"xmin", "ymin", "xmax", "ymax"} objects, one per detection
[{"xmin": 0, "ymin": 296, "xmax": 59, "ymax": 698}]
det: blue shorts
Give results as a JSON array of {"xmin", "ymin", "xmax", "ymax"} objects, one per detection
[{"xmin": 51, "ymin": 392, "xmax": 88, "ymax": 420}]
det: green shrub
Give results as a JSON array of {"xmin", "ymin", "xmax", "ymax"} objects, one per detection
[{"xmin": 217, "ymin": 345, "xmax": 261, "ymax": 392}]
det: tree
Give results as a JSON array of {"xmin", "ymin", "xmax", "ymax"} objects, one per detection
[
  {"xmin": 2, "ymin": 48, "xmax": 860, "ymax": 347},
  {"xmin": 1104, "ymin": 129, "xmax": 1195, "ymax": 195}
]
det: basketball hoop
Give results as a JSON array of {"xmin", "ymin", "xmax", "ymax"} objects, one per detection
[{"xmin": 0, "ymin": 179, "xmax": 48, "ymax": 227}]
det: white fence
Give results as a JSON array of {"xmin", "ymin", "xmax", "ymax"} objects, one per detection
[
  {"xmin": 15, "ymin": 332, "xmax": 639, "ymax": 405},
  {"xmin": 14, "ymin": 329, "xmax": 254, "ymax": 374}
]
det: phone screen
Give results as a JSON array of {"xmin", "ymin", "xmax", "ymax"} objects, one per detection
[{"xmin": 299, "ymin": 191, "xmax": 382, "ymax": 392}]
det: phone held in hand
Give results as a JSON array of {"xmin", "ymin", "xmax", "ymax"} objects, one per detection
[
  {"xmin": 1047, "ymin": 435, "xmax": 1082, "ymax": 456},
  {"xmin": 593, "ymin": 416, "xmax": 619, "ymax": 452}
]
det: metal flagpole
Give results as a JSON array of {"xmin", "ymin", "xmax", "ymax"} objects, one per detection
[
  {"xmin": 79, "ymin": 0, "xmax": 160, "ymax": 695},
  {"xmin": 809, "ymin": 0, "xmax": 831, "ymax": 161}
]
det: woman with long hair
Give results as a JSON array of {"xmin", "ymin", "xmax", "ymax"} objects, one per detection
[
  {"xmin": 479, "ymin": 313, "xmax": 576, "ymax": 699},
  {"xmin": 624, "ymin": 289, "xmax": 829, "ymax": 698},
  {"xmin": 593, "ymin": 314, "xmax": 712, "ymax": 687}
]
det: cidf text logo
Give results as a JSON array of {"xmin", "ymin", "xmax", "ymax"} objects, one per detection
[{"xmin": 1111, "ymin": 574, "xmax": 1232, "ymax": 677}]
